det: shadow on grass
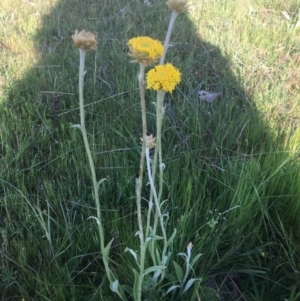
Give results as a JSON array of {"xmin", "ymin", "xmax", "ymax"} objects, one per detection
[{"xmin": 1, "ymin": 0, "xmax": 299, "ymax": 300}]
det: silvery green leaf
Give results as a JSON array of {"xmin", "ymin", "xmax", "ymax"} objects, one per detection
[
  {"xmin": 153, "ymin": 268, "xmax": 162, "ymax": 280},
  {"xmin": 143, "ymin": 265, "xmax": 166, "ymax": 276},
  {"xmin": 110, "ymin": 280, "xmax": 119, "ymax": 292},
  {"xmin": 71, "ymin": 124, "xmax": 81, "ymax": 129},
  {"xmin": 97, "ymin": 178, "xmax": 107, "ymax": 188},
  {"xmin": 110, "ymin": 280, "xmax": 127, "ymax": 301},
  {"xmin": 161, "ymin": 255, "xmax": 169, "ymax": 265},
  {"xmin": 178, "ymin": 252, "xmax": 187, "ymax": 261},
  {"xmin": 173, "ymin": 261, "xmax": 183, "ymax": 283},
  {"xmin": 190, "ymin": 253, "xmax": 203, "ymax": 267},
  {"xmin": 87, "ymin": 216, "xmax": 100, "ymax": 225},
  {"xmin": 167, "ymin": 228, "xmax": 177, "ymax": 246},
  {"xmin": 166, "ymin": 285, "xmax": 180, "ymax": 295},
  {"xmin": 182, "ymin": 278, "xmax": 197, "ymax": 294},
  {"xmin": 132, "ymin": 268, "xmax": 140, "ymax": 301},
  {"xmin": 103, "ymin": 238, "xmax": 114, "ymax": 261},
  {"xmin": 146, "ymin": 234, "xmax": 164, "ymax": 243},
  {"xmin": 124, "ymin": 247, "xmax": 138, "ymax": 263}
]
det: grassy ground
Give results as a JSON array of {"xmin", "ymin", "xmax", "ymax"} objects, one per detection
[{"xmin": 0, "ymin": 0, "xmax": 300, "ymax": 300}]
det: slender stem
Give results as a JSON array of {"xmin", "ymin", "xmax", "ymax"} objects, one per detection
[
  {"xmin": 153, "ymin": 91, "xmax": 168, "ymax": 258},
  {"xmin": 144, "ymin": 144, "xmax": 155, "ymax": 266},
  {"xmin": 136, "ymin": 63, "xmax": 147, "ymax": 301},
  {"xmin": 160, "ymin": 11, "xmax": 178, "ymax": 65},
  {"xmin": 149, "ymin": 11, "xmax": 178, "ymax": 246},
  {"xmin": 149, "ymin": 10, "xmax": 178, "ymax": 262},
  {"xmin": 145, "ymin": 144, "xmax": 167, "ymax": 256},
  {"xmin": 78, "ymin": 49, "xmax": 112, "ymax": 283},
  {"xmin": 145, "ymin": 151, "xmax": 153, "ymax": 241}
]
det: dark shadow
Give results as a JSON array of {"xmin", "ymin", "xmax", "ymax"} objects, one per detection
[{"xmin": 1, "ymin": 0, "xmax": 299, "ymax": 300}]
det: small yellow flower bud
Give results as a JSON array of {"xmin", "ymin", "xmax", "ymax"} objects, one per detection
[
  {"xmin": 166, "ymin": 0, "xmax": 188, "ymax": 13},
  {"xmin": 187, "ymin": 242, "xmax": 193, "ymax": 257},
  {"xmin": 141, "ymin": 134, "xmax": 156, "ymax": 149},
  {"xmin": 72, "ymin": 29, "xmax": 97, "ymax": 51}
]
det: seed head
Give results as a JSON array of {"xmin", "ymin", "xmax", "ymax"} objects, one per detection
[
  {"xmin": 166, "ymin": 0, "xmax": 188, "ymax": 13},
  {"xmin": 72, "ymin": 29, "xmax": 97, "ymax": 51}
]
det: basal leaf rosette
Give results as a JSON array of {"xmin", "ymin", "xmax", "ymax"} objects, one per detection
[
  {"xmin": 166, "ymin": 0, "xmax": 188, "ymax": 13},
  {"xmin": 128, "ymin": 36, "xmax": 164, "ymax": 66},
  {"xmin": 146, "ymin": 63, "xmax": 181, "ymax": 93},
  {"xmin": 72, "ymin": 29, "xmax": 97, "ymax": 51}
]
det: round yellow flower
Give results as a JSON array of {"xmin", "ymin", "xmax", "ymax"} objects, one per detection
[
  {"xmin": 146, "ymin": 63, "xmax": 181, "ymax": 93},
  {"xmin": 127, "ymin": 36, "xmax": 164, "ymax": 65}
]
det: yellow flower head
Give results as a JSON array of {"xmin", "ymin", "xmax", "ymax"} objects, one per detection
[
  {"xmin": 127, "ymin": 36, "xmax": 164, "ymax": 66},
  {"xmin": 166, "ymin": 0, "xmax": 188, "ymax": 13},
  {"xmin": 146, "ymin": 63, "xmax": 181, "ymax": 93},
  {"xmin": 72, "ymin": 29, "xmax": 97, "ymax": 51}
]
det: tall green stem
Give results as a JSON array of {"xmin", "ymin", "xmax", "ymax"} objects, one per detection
[
  {"xmin": 153, "ymin": 91, "xmax": 167, "ymax": 257},
  {"xmin": 136, "ymin": 63, "xmax": 147, "ymax": 301},
  {"xmin": 160, "ymin": 11, "xmax": 178, "ymax": 65},
  {"xmin": 147, "ymin": 11, "xmax": 179, "ymax": 266},
  {"xmin": 149, "ymin": 8, "xmax": 178, "ymax": 239},
  {"xmin": 78, "ymin": 49, "xmax": 112, "ymax": 283}
]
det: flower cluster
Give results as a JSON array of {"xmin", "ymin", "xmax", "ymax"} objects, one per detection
[
  {"xmin": 146, "ymin": 63, "xmax": 181, "ymax": 92},
  {"xmin": 72, "ymin": 30, "xmax": 97, "ymax": 51},
  {"xmin": 127, "ymin": 36, "xmax": 164, "ymax": 65}
]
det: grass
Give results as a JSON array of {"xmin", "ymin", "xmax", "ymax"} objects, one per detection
[{"xmin": 0, "ymin": 0, "xmax": 300, "ymax": 300}]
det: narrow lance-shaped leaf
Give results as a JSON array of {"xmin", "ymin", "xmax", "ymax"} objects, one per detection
[
  {"xmin": 182, "ymin": 278, "xmax": 199, "ymax": 294},
  {"xmin": 143, "ymin": 265, "xmax": 166, "ymax": 276},
  {"xmin": 167, "ymin": 228, "xmax": 177, "ymax": 246},
  {"xmin": 103, "ymin": 238, "xmax": 114, "ymax": 261},
  {"xmin": 124, "ymin": 247, "xmax": 139, "ymax": 265},
  {"xmin": 173, "ymin": 261, "xmax": 183, "ymax": 283},
  {"xmin": 97, "ymin": 178, "xmax": 107, "ymax": 188},
  {"xmin": 132, "ymin": 268, "xmax": 140, "ymax": 301},
  {"xmin": 166, "ymin": 285, "xmax": 180, "ymax": 295},
  {"xmin": 190, "ymin": 253, "xmax": 203, "ymax": 268}
]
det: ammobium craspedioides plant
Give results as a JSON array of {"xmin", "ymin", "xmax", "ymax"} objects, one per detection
[
  {"xmin": 127, "ymin": 33, "xmax": 201, "ymax": 299},
  {"xmin": 126, "ymin": 35, "xmax": 166, "ymax": 300},
  {"xmin": 71, "ymin": 1, "xmax": 201, "ymax": 300},
  {"xmin": 72, "ymin": 29, "xmax": 126, "ymax": 300},
  {"xmin": 126, "ymin": 1, "xmax": 201, "ymax": 298}
]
